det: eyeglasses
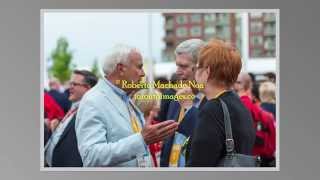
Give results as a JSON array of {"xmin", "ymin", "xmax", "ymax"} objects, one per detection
[{"xmin": 69, "ymin": 82, "xmax": 87, "ymax": 87}]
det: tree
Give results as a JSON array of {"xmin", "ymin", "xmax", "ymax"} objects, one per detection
[
  {"xmin": 50, "ymin": 37, "xmax": 73, "ymax": 84},
  {"xmin": 91, "ymin": 58, "xmax": 101, "ymax": 78}
]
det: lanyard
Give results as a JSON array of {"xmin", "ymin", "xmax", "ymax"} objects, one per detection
[
  {"xmin": 214, "ymin": 90, "xmax": 227, "ymax": 99},
  {"xmin": 177, "ymin": 108, "xmax": 186, "ymax": 124},
  {"xmin": 128, "ymin": 101, "xmax": 152, "ymax": 167},
  {"xmin": 61, "ymin": 107, "xmax": 78, "ymax": 123},
  {"xmin": 128, "ymin": 102, "xmax": 142, "ymax": 133}
]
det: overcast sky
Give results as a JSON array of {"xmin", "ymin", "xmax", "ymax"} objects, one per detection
[{"xmin": 43, "ymin": 12, "xmax": 165, "ymax": 70}]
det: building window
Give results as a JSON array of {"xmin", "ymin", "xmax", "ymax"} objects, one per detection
[
  {"xmin": 216, "ymin": 13, "xmax": 230, "ymax": 26},
  {"xmin": 250, "ymin": 21, "xmax": 263, "ymax": 33},
  {"xmin": 165, "ymin": 18, "xmax": 174, "ymax": 30},
  {"xmin": 176, "ymin": 27, "xmax": 188, "ymax": 38},
  {"xmin": 176, "ymin": 15, "xmax": 188, "ymax": 24},
  {"xmin": 190, "ymin": 26, "xmax": 202, "ymax": 37},
  {"xmin": 204, "ymin": 27, "xmax": 215, "ymax": 34},
  {"xmin": 250, "ymin": 36, "xmax": 263, "ymax": 46},
  {"xmin": 264, "ymin": 13, "xmax": 276, "ymax": 22},
  {"xmin": 191, "ymin": 14, "xmax": 201, "ymax": 23},
  {"xmin": 216, "ymin": 26, "xmax": 230, "ymax": 40},
  {"xmin": 264, "ymin": 24, "xmax": 276, "ymax": 36},
  {"xmin": 264, "ymin": 37, "xmax": 276, "ymax": 50},
  {"xmin": 204, "ymin": 14, "xmax": 216, "ymax": 21}
]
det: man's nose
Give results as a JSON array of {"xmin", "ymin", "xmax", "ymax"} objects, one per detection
[{"xmin": 140, "ymin": 69, "xmax": 145, "ymax": 77}]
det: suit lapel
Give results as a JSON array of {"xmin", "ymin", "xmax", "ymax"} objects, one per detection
[
  {"xmin": 55, "ymin": 114, "xmax": 76, "ymax": 148},
  {"xmin": 97, "ymin": 79, "xmax": 130, "ymax": 122}
]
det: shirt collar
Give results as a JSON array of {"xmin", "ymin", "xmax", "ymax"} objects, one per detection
[
  {"xmin": 193, "ymin": 92, "xmax": 205, "ymax": 107},
  {"xmin": 103, "ymin": 77, "xmax": 130, "ymax": 104},
  {"xmin": 195, "ymin": 92, "xmax": 204, "ymax": 100},
  {"xmin": 71, "ymin": 101, "xmax": 80, "ymax": 110}
]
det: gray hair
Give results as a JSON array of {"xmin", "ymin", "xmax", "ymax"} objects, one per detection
[
  {"xmin": 103, "ymin": 44, "xmax": 140, "ymax": 76},
  {"xmin": 174, "ymin": 39, "xmax": 205, "ymax": 64}
]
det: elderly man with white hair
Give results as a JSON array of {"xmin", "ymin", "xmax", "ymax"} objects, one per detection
[{"xmin": 75, "ymin": 44, "xmax": 178, "ymax": 167}]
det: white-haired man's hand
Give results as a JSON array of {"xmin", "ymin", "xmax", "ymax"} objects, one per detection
[{"xmin": 141, "ymin": 119, "xmax": 178, "ymax": 145}]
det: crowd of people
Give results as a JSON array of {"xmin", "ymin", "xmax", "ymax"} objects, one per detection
[{"xmin": 44, "ymin": 38, "xmax": 276, "ymax": 167}]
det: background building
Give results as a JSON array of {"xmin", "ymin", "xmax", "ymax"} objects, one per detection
[
  {"xmin": 162, "ymin": 12, "xmax": 276, "ymax": 61},
  {"xmin": 162, "ymin": 13, "xmax": 242, "ymax": 62},
  {"xmin": 249, "ymin": 12, "xmax": 276, "ymax": 58}
]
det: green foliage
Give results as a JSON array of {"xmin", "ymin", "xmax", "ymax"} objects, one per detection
[{"xmin": 50, "ymin": 37, "xmax": 73, "ymax": 83}]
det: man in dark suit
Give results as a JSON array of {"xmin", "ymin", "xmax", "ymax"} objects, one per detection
[
  {"xmin": 45, "ymin": 70, "xmax": 98, "ymax": 167},
  {"xmin": 160, "ymin": 39, "xmax": 206, "ymax": 167}
]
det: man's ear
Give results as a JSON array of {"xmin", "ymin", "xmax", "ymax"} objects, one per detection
[
  {"xmin": 84, "ymin": 84, "xmax": 91, "ymax": 90},
  {"xmin": 116, "ymin": 63, "xmax": 125, "ymax": 76}
]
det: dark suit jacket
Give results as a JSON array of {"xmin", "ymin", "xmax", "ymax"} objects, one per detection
[
  {"xmin": 158, "ymin": 88, "xmax": 176, "ymax": 122},
  {"xmin": 51, "ymin": 114, "xmax": 83, "ymax": 167},
  {"xmin": 160, "ymin": 98, "xmax": 206, "ymax": 167},
  {"xmin": 48, "ymin": 90, "xmax": 71, "ymax": 114}
]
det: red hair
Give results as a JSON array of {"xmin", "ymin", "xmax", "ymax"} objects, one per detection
[{"xmin": 198, "ymin": 39, "xmax": 242, "ymax": 87}]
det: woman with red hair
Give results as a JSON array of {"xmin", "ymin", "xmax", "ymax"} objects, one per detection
[{"xmin": 187, "ymin": 39, "xmax": 255, "ymax": 167}]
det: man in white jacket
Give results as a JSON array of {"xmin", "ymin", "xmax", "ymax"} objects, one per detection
[{"xmin": 76, "ymin": 44, "xmax": 178, "ymax": 167}]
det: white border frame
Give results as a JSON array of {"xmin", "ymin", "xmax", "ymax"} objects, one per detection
[{"xmin": 40, "ymin": 9, "xmax": 280, "ymax": 171}]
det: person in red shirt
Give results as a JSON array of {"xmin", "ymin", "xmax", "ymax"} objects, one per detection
[
  {"xmin": 234, "ymin": 72, "xmax": 276, "ymax": 167},
  {"xmin": 44, "ymin": 91, "xmax": 65, "ymax": 131}
]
